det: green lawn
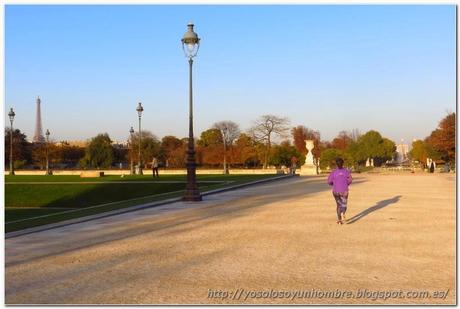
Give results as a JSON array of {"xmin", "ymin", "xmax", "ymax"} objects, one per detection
[{"xmin": 5, "ymin": 174, "xmax": 281, "ymax": 232}]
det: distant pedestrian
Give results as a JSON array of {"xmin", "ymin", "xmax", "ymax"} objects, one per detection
[
  {"xmin": 429, "ymin": 162, "xmax": 435, "ymax": 173},
  {"xmin": 445, "ymin": 162, "xmax": 450, "ymax": 173},
  {"xmin": 290, "ymin": 156, "xmax": 298, "ymax": 175},
  {"xmin": 151, "ymin": 157, "xmax": 159, "ymax": 178},
  {"xmin": 327, "ymin": 158, "xmax": 352, "ymax": 225}
]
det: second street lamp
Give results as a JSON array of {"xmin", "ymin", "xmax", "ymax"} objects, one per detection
[
  {"xmin": 129, "ymin": 126, "xmax": 135, "ymax": 175},
  {"xmin": 136, "ymin": 102, "xmax": 144, "ymax": 175},
  {"xmin": 181, "ymin": 22, "xmax": 202, "ymax": 201},
  {"xmin": 45, "ymin": 129, "xmax": 51, "ymax": 175},
  {"xmin": 8, "ymin": 108, "xmax": 15, "ymax": 176}
]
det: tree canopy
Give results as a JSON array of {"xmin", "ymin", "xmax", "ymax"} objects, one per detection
[
  {"xmin": 81, "ymin": 133, "xmax": 114, "ymax": 168},
  {"xmin": 4, "ymin": 128, "xmax": 32, "ymax": 168},
  {"xmin": 425, "ymin": 112, "xmax": 455, "ymax": 162}
]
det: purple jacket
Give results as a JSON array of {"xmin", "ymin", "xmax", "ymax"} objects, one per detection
[{"xmin": 327, "ymin": 168, "xmax": 352, "ymax": 193}]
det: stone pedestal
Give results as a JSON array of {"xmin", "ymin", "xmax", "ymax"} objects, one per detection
[
  {"xmin": 300, "ymin": 165, "xmax": 317, "ymax": 175},
  {"xmin": 300, "ymin": 140, "xmax": 318, "ymax": 175}
]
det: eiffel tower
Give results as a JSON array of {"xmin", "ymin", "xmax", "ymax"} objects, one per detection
[{"xmin": 33, "ymin": 96, "xmax": 45, "ymax": 143}]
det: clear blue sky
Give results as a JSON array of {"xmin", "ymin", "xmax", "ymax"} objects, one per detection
[{"xmin": 5, "ymin": 5, "xmax": 456, "ymax": 145}]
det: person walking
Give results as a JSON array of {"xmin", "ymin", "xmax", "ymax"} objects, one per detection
[
  {"xmin": 429, "ymin": 161, "xmax": 435, "ymax": 173},
  {"xmin": 290, "ymin": 156, "xmax": 298, "ymax": 175},
  {"xmin": 327, "ymin": 158, "xmax": 352, "ymax": 225},
  {"xmin": 151, "ymin": 156, "xmax": 159, "ymax": 178}
]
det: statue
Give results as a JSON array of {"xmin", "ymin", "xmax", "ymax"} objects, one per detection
[
  {"xmin": 300, "ymin": 140, "xmax": 318, "ymax": 175},
  {"xmin": 305, "ymin": 140, "xmax": 314, "ymax": 165}
]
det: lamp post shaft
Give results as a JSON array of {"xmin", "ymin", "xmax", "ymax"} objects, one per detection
[
  {"xmin": 138, "ymin": 116, "xmax": 143, "ymax": 175},
  {"xmin": 189, "ymin": 58, "xmax": 194, "ymax": 140},
  {"xmin": 130, "ymin": 134, "xmax": 134, "ymax": 175},
  {"xmin": 9, "ymin": 120, "xmax": 14, "ymax": 175},
  {"xmin": 46, "ymin": 136, "xmax": 49, "ymax": 175},
  {"xmin": 183, "ymin": 58, "xmax": 202, "ymax": 201}
]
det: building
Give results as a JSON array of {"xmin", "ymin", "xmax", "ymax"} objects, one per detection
[{"xmin": 395, "ymin": 139, "xmax": 409, "ymax": 164}]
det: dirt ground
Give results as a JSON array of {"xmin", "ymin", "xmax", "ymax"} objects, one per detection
[{"xmin": 5, "ymin": 173, "xmax": 456, "ymax": 304}]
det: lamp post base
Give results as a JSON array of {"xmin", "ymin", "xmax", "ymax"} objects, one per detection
[
  {"xmin": 182, "ymin": 191, "xmax": 202, "ymax": 202},
  {"xmin": 183, "ymin": 156, "xmax": 202, "ymax": 201}
]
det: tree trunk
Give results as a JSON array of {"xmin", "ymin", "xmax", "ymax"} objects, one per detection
[
  {"xmin": 264, "ymin": 136, "xmax": 271, "ymax": 169},
  {"xmin": 223, "ymin": 141, "xmax": 228, "ymax": 174}
]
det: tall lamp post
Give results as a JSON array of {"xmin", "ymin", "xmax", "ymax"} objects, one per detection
[
  {"xmin": 45, "ymin": 129, "xmax": 51, "ymax": 175},
  {"xmin": 136, "ymin": 102, "xmax": 144, "ymax": 175},
  {"xmin": 8, "ymin": 108, "xmax": 15, "ymax": 176},
  {"xmin": 129, "ymin": 126, "xmax": 135, "ymax": 175},
  {"xmin": 181, "ymin": 22, "xmax": 202, "ymax": 201}
]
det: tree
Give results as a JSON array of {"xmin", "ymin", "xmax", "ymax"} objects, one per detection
[
  {"xmin": 129, "ymin": 131, "xmax": 161, "ymax": 168},
  {"xmin": 249, "ymin": 115, "xmax": 290, "ymax": 168},
  {"xmin": 230, "ymin": 133, "xmax": 261, "ymax": 167},
  {"xmin": 320, "ymin": 148, "xmax": 353, "ymax": 170},
  {"xmin": 113, "ymin": 143, "xmax": 129, "ymax": 167},
  {"xmin": 4, "ymin": 128, "xmax": 32, "ymax": 168},
  {"xmin": 213, "ymin": 121, "xmax": 241, "ymax": 173},
  {"xmin": 331, "ymin": 131, "xmax": 353, "ymax": 151},
  {"xmin": 377, "ymin": 138, "xmax": 397, "ymax": 166},
  {"xmin": 80, "ymin": 133, "xmax": 114, "ymax": 169},
  {"xmin": 53, "ymin": 143, "xmax": 85, "ymax": 168},
  {"xmin": 198, "ymin": 128, "xmax": 223, "ymax": 147},
  {"xmin": 347, "ymin": 130, "xmax": 396, "ymax": 167},
  {"xmin": 160, "ymin": 136, "xmax": 184, "ymax": 168},
  {"xmin": 197, "ymin": 129, "xmax": 224, "ymax": 167},
  {"xmin": 409, "ymin": 139, "xmax": 441, "ymax": 168},
  {"xmin": 410, "ymin": 140, "xmax": 427, "ymax": 164},
  {"xmin": 270, "ymin": 140, "xmax": 301, "ymax": 167},
  {"xmin": 31, "ymin": 142, "xmax": 47, "ymax": 169},
  {"xmin": 426, "ymin": 112, "xmax": 455, "ymax": 163},
  {"xmin": 168, "ymin": 144, "xmax": 187, "ymax": 168}
]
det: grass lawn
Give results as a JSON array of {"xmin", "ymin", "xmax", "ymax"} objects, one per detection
[{"xmin": 5, "ymin": 174, "xmax": 281, "ymax": 232}]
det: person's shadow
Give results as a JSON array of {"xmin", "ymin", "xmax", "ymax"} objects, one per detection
[{"xmin": 346, "ymin": 195, "xmax": 402, "ymax": 224}]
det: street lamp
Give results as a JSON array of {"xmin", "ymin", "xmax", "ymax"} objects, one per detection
[
  {"xmin": 136, "ymin": 102, "xmax": 144, "ymax": 175},
  {"xmin": 181, "ymin": 22, "xmax": 202, "ymax": 201},
  {"xmin": 45, "ymin": 129, "xmax": 51, "ymax": 175},
  {"xmin": 8, "ymin": 108, "xmax": 15, "ymax": 176},
  {"xmin": 129, "ymin": 126, "xmax": 135, "ymax": 175}
]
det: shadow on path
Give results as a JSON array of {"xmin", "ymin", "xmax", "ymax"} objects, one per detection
[
  {"xmin": 346, "ymin": 195, "xmax": 402, "ymax": 224},
  {"xmin": 6, "ymin": 177, "xmax": 367, "ymax": 267}
]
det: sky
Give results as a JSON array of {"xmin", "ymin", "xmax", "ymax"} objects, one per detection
[{"xmin": 5, "ymin": 5, "xmax": 456, "ymax": 145}]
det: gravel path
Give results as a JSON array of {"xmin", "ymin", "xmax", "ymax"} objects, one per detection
[{"xmin": 5, "ymin": 173, "xmax": 455, "ymax": 304}]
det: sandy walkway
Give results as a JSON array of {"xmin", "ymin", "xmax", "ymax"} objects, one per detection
[{"xmin": 5, "ymin": 173, "xmax": 456, "ymax": 304}]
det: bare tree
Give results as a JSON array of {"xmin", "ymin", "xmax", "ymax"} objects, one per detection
[
  {"xmin": 213, "ymin": 121, "xmax": 241, "ymax": 174},
  {"xmin": 249, "ymin": 115, "xmax": 290, "ymax": 169}
]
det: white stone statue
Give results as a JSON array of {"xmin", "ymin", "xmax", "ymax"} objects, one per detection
[
  {"xmin": 300, "ymin": 140, "xmax": 317, "ymax": 175},
  {"xmin": 305, "ymin": 140, "xmax": 314, "ymax": 165}
]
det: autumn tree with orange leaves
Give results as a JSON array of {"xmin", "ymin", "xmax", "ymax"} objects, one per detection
[{"xmin": 425, "ymin": 112, "xmax": 455, "ymax": 163}]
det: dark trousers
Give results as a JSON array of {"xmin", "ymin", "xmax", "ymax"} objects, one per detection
[
  {"xmin": 333, "ymin": 191, "xmax": 348, "ymax": 220},
  {"xmin": 152, "ymin": 167, "xmax": 159, "ymax": 177}
]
